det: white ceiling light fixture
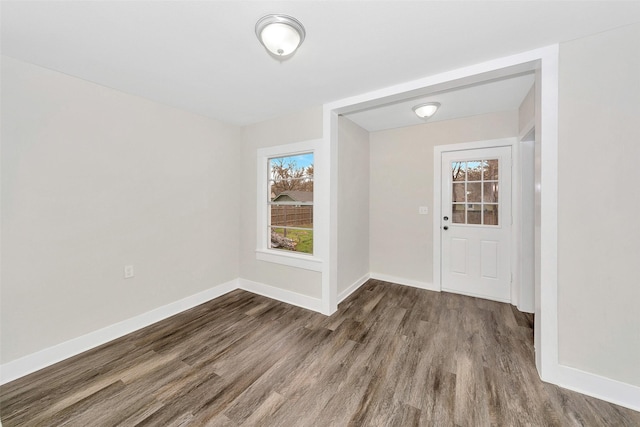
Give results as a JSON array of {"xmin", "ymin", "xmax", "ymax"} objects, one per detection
[
  {"xmin": 255, "ymin": 14, "xmax": 306, "ymax": 57},
  {"xmin": 413, "ymin": 102, "xmax": 441, "ymax": 120}
]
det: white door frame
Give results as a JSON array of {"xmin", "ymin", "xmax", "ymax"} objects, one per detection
[
  {"xmin": 433, "ymin": 138, "xmax": 518, "ymax": 301},
  {"xmin": 517, "ymin": 125, "xmax": 536, "ymax": 313},
  {"xmin": 324, "ymin": 45, "xmax": 559, "ymax": 383}
]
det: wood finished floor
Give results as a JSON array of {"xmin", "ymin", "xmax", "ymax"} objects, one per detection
[{"xmin": 2, "ymin": 280, "xmax": 639, "ymax": 426}]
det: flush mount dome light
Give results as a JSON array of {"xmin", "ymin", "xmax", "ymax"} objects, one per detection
[
  {"xmin": 255, "ymin": 14, "xmax": 306, "ymax": 57},
  {"xmin": 413, "ymin": 102, "xmax": 441, "ymax": 119}
]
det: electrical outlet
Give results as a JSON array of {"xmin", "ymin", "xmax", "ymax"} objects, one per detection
[
  {"xmin": 419, "ymin": 206, "xmax": 429, "ymax": 215},
  {"xmin": 124, "ymin": 265, "xmax": 134, "ymax": 279}
]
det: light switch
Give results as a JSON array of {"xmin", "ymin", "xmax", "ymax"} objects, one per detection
[{"xmin": 124, "ymin": 265, "xmax": 134, "ymax": 279}]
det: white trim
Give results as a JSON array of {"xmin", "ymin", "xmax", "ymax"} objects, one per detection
[
  {"xmin": 337, "ymin": 273, "xmax": 370, "ymax": 303},
  {"xmin": 255, "ymin": 249, "xmax": 322, "ymax": 272},
  {"xmin": 322, "ymin": 108, "xmax": 339, "ymax": 315},
  {"xmin": 519, "ymin": 117, "xmax": 536, "ymax": 140},
  {"xmin": 370, "ymin": 273, "xmax": 438, "ymax": 292},
  {"xmin": 517, "ymin": 128, "xmax": 536, "ymax": 314},
  {"xmin": 323, "ymin": 51, "xmax": 546, "ymax": 116},
  {"xmin": 238, "ymin": 278, "xmax": 323, "ymax": 313},
  {"xmin": 511, "ymin": 139, "xmax": 521, "ymax": 308},
  {"xmin": 0, "ymin": 279, "xmax": 238, "ymax": 385},
  {"xmin": 256, "ymin": 139, "xmax": 323, "ymax": 271},
  {"xmin": 554, "ymin": 365, "xmax": 640, "ymax": 413},
  {"xmin": 537, "ymin": 45, "xmax": 559, "ymax": 384}
]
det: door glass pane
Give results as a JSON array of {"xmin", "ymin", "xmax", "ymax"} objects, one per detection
[
  {"xmin": 467, "ymin": 161, "xmax": 482, "ymax": 181},
  {"xmin": 467, "ymin": 204, "xmax": 481, "ymax": 224},
  {"xmin": 452, "ymin": 204, "xmax": 465, "ymax": 223},
  {"xmin": 483, "ymin": 159, "xmax": 499, "ymax": 180},
  {"xmin": 467, "ymin": 182, "xmax": 481, "ymax": 203},
  {"xmin": 483, "ymin": 204, "xmax": 498, "ymax": 225},
  {"xmin": 483, "ymin": 182, "xmax": 498, "ymax": 203},
  {"xmin": 452, "ymin": 162, "xmax": 466, "ymax": 181},
  {"xmin": 452, "ymin": 183, "xmax": 465, "ymax": 202}
]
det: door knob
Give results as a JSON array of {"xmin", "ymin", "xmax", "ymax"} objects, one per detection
[
  {"xmin": 443, "ymin": 226, "xmax": 449, "ymax": 230},
  {"xmin": 443, "ymin": 216, "xmax": 449, "ymax": 221}
]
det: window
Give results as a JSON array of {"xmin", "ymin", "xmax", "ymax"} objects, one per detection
[
  {"xmin": 256, "ymin": 140, "xmax": 322, "ymax": 271},
  {"xmin": 268, "ymin": 153, "xmax": 314, "ymax": 254},
  {"xmin": 451, "ymin": 159, "xmax": 499, "ymax": 225}
]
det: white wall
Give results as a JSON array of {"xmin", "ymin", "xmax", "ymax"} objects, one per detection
[
  {"xmin": 369, "ymin": 111, "xmax": 518, "ymax": 287},
  {"xmin": 519, "ymin": 85, "xmax": 535, "ymax": 133},
  {"xmin": 558, "ymin": 23, "xmax": 640, "ymax": 387},
  {"xmin": 337, "ymin": 117, "xmax": 370, "ymax": 296},
  {"xmin": 518, "ymin": 85, "xmax": 536, "ymax": 313},
  {"xmin": 239, "ymin": 107, "xmax": 323, "ymax": 298},
  {"xmin": 1, "ymin": 57, "xmax": 241, "ymax": 364}
]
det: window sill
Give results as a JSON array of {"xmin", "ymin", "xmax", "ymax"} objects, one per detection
[{"xmin": 255, "ymin": 249, "xmax": 323, "ymax": 272}]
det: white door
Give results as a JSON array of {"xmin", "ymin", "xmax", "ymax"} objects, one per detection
[{"xmin": 441, "ymin": 146, "xmax": 512, "ymax": 302}]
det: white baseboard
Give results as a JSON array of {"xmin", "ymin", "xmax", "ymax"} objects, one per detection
[
  {"xmin": 238, "ymin": 278, "xmax": 323, "ymax": 313},
  {"xmin": 0, "ymin": 279, "xmax": 238, "ymax": 385},
  {"xmin": 369, "ymin": 272, "xmax": 439, "ymax": 292},
  {"xmin": 338, "ymin": 273, "xmax": 370, "ymax": 303},
  {"xmin": 552, "ymin": 364, "xmax": 640, "ymax": 412}
]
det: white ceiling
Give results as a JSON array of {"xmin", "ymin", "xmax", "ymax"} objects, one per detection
[
  {"xmin": 2, "ymin": 1, "xmax": 640, "ymax": 127},
  {"xmin": 344, "ymin": 73, "xmax": 536, "ymax": 131}
]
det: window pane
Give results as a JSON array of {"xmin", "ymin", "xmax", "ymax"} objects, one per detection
[
  {"xmin": 467, "ymin": 161, "xmax": 482, "ymax": 181},
  {"xmin": 483, "ymin": 204, "xmax": 499, "ymax": 225},
  {"xmin": 267, "ymin": 151, "xmax": 314, "ymax": 255},
  {"xmin": 270, "ymin": 227, "xmax": 313, "ymax": 254},
  {"xmin": 467, "ymin": 182, "xmax": 481, "ymax": 203},
  {"xmin": 452, "ymin": 183, "xmax": 465, "ymax": 202},
  {"xmin": 467, "ymin": 204, "xmax": 481, "ymax": 224},
  {"xmin": 483, "ymin": 182, "xmax": 498, "ymax": 203},
  {"xmin": 270, "ymin": 205, "xmax": 313, "ymax": 227},
  {"xmin": 452, "ymin": 204, "xmax": 465, "ymax": 223},
  {"xmin": 483, "ymin": 159, "xmax": 499, "ymax": 180},
  {"xmin": 452, "ymin": 162, "xmax": 466, "ymax": 181},
  {"xmin": 270, "ymin": 179, "xmax": 314, "ymax": 198},
  {"xmin": 269, "ymin": 154, "xmax": 314, "ymax": 197}
]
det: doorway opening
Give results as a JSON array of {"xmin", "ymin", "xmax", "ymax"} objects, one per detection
[{"xmin": 323, "ymin": 46, "xmax": 559, "ymax": 381}]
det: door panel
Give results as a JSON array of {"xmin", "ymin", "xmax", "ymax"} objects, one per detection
[
  {"xmin": 441, "ymin": 146, "xmax": 512, "ymax": 302},
  {"xmin": 450, "ymin": 238, "xmax": 468, "ymax": 274},
  {"xmin": 481, "ymin": 240, "xmax": 498, "ymax": 279}
]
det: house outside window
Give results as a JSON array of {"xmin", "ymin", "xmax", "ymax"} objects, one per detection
[{"xmin": 256, "ymin": 140, "xmax": 322, "ymax": 271}]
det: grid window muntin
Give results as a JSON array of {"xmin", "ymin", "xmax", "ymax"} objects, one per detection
[{"xmin": 451, "ymin": 159, "xmax": 499, "ymax": 226}]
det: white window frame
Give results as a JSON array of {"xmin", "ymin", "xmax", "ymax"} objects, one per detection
[{"xmin": 256, "ymin": 139, "xmax": 322, "ymax": 271}]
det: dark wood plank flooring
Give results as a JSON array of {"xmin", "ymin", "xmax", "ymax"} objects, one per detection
[{"xmin": 2, "ymin": 280, "xmax": 639, "ymax": 426}]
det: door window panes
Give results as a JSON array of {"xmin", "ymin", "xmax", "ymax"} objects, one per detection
[
  {"xmin": 483, "ymin": 204, "xmax": 499, "ymax": 225},
  {"xmin": 453, "ymin": 183, "xmax": 465, "ymax": 202},
  {"xmin": 451, "ymin": 159, "xmax": 499, "ymax": 226},
  {"xmin": 467, "ymin": 183, "xmax": 481, "ymax": 203},
  {"xmin": 483, "ymin": 160, "xmax": 499, "ymax": 180},
  {"xmin": 452, "ymin": 162, "xmax": 466, "ymax": 181},
  {"xmin": 452, "ymin": 204, "xmax": 465, "ymax": 223}
]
